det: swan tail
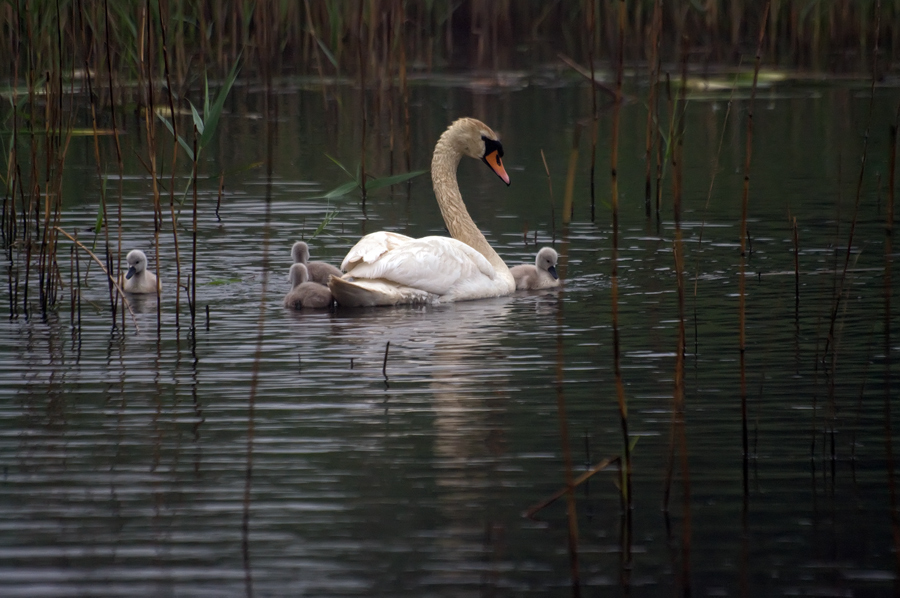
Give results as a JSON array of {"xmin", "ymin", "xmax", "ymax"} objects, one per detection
[{"xmin": 329, "ymin": 276, "xmax": 434, "ymax": 307}]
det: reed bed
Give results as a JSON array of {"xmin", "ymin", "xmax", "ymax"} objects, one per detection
[
  {"xmin": 1, "ymin": 1, "xmax": 896, "ymax": 85},
  {"xmin": 2, "ymin": 0, "xmax": 897, "ymax": 324}
]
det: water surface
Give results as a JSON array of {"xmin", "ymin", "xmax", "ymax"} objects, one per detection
[{"xmin": 2, "ymin": 72, "xmax": 899, "ymax": 596}]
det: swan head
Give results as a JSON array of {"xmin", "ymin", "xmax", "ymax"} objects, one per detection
[
  {"xmin": 445, "ymin": 118, "xmax": 510, "ymax": 186},
  {"xmin": 291, "ymin": 241, "xmax": 309, "ymax": 264},
  {"xmin": 125, "ymin": 249, "xmax": 148, "ymax": 280},
  {"xmin": 288, "ymin": 263, "xmax": 310, "ymax": 287},
  {"xmin": 536, "ymin": 247, "xmax": 559, "ymax": 280}
]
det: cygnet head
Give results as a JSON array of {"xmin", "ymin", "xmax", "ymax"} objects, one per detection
[
  {"xmin": 288, "ymin": 263, "xmax": 310, "ymax": 287},
  {"xmin": 440, "ymin": 118, "xmax": 509, "ymax": 185},
  {"xmin": 125, "ymin": 249, "xmax": 148, "ymax": 280},
  {"xmin": 536, "ymin": 247, "xmax": 559, "ymax": 280},
  {"xmin": 291, "ymin": 241, "xmax": 310, "ymax": 265}
]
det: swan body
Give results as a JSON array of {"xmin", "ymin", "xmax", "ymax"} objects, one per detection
[
  {"xmin": 121, "ymin": 249, "xmax": 160, "ymax": 294},
  {"xmin": 284, "ymin": 263, "xmax": 334, "ymax": 309},
  {"xmin": 332, "ymin": 233, "xmax": 507, "ymax": 306},
  {"xmin": 291, "ymin": 241, "xmax": 342, "ymax": 285},
  {"xmin": 330, "ymin": 118, "xmax": 513, "ymax": 307},
  {"xmin": 510, "ymin": 247, "xmax": 560, "ymax": 290}
]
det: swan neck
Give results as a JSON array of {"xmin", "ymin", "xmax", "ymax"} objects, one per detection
[{"xmin": 431, "ymin": 136, "xmax": 509, "ymax": 275}]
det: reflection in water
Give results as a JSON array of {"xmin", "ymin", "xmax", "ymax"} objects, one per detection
[{"xmin": 427, "ymin": 299, "xmax": 513, "ymax": 589}]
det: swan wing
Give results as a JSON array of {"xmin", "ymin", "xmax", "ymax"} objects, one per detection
[
  {"xmin": 340, "ymin": 231, "xmax": 416, "ymax": 271},
  {"xmin": 343, "ymin": 236, "xmax": 497, "ymax": 296}
]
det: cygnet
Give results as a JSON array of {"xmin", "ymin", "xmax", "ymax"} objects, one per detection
[
  {"xmin": 291, "ymin": 241, "xmax": 342, "ymax": 285},
  {"xmin": 509, "ymin": 246, "xmax": 560, "ymax": 290},
  {"xmin": 284, "ymin": 263, "xmax": 334, "ymax": 309}
]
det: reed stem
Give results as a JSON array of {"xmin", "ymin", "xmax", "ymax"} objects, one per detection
[
  {"xmin": 672, "ymin": 36, "xmax": 691, "ymax": 594},
  {"xmin": 562, "ymin": 125, "xmax": 580, "ymax": 225},
  {"xmin": 609, "ymin": 1, "xmax": 631, "ymax": 559},
  {"xmin": 357, "ymin": 0, "xmax": 368, "ymax": 203},
  {"xmin": 554, "ymin": 251, "xmax": 580, "ymax": 596},
  {"xmin": 740, "ymin": 3, "xmax": 770, "ymax": 483},
  {"xmin": 587, "ymin": 0, "xmax": 597, "ymax": 222},
  {"xmin": 644, "ymin": 0, "xmax": 661, "ymax": 219},
  {"xmin": 886, "ymin": 103, "xmax": 899, "ymax": 578},
  {"xmin": 191, "ymin": 125, "xmax": 199, "ymax": 333},
  {"xmin": 540, "ymin": 150, "xmax": 557, "ymax": 242}
]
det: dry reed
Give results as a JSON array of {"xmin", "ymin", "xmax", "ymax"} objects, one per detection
[
  {"xmin": 886, "ymin": 104, "xmax": 900, "ymax": 577},
  {"xmin": 739, "ymin": 3, "xmax": 771, "ymax": 487},
  {"xmin": 609, "ymin": 0, "xmax": 632, "ymax": 561}
]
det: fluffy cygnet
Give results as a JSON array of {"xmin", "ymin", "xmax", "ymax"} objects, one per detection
[
  {"xmin": 509, "ymin": 246, "xmax": 560, "ymax": 290},
  {"xmin": 291, "ymin": 241, "xmax": 342, "ymax": 285},
  {"xmin": 121, "ymin": 249, "xmax": 161, "ymax": 294},
  {"xmin": 284, "ymin": 263, "xmax": 334, "ymax": 309}
]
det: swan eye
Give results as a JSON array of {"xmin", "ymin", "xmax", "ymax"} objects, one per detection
[{"xmin": 482, "ymin": 136, "xmax": 504, "ymax": 159}]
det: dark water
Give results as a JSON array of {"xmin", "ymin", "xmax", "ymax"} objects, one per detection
[{"xmin": 2, "ymin": 70, "xmax": 899, "ymax": 596}]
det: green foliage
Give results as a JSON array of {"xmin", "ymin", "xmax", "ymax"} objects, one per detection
[
  {"xmin": 320, "ymin": 153, "xmax": 426, "ymax": 200},
  {"xmin": 308, "ymin": 207, "xmax": 339, "ymax": 242},
  {"xmin": 155, "ymin": 56, "xmax": 242, "ymax": 215},
  {"xmin": 157, "ymin": 56, "xmax": 242, "ymax": 162}
]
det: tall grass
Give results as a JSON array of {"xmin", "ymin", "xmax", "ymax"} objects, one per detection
[{"xmin": 1, "ymin": 1, "xmax": 895, "ymax": 87}]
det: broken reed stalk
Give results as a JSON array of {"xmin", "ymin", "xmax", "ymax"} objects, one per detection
[
  {"xmin": 382, "ymin": 341, "xmax": 390, "ymax": 379},
  {"xmin": 610, "ymin": 0, "xmax": 632, "ymax": 545},
  {"xmin": 587, "ymin": 0, "xmax": 597, "ymax": 222},
  {"xmin": 524, "ymin": 456, "xmax": 619, "ymax": 519},
  {"xmin": 216, "ymin": 173, "xmax": 225, "ymax": 221},
  {"xmin": 540, "ymin": 150, "xmax": 557, "ymax": 242},
  {"xmin": 644, "ymin": 0, "xmax": 661, "ymax": 218},
  {"xmin": 55, "ymin": 227, "xmax": 137, "ymax": 330},
  {"xmin": 739, "ymin": 4, "xmax": 770, "ymax": 482}
]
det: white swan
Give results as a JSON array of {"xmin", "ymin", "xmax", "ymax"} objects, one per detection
[
  {"xmin": 510, "ymin": 247, "xmax": 560, "ymax": 290},
  {"xmin": 291, "ymin": 241, "xmax": 342, "ymax": 285},
  {"xmin": 121, "ymin": 249, "xmax": 161, "ymax": 294},
  {"xmin": 284, "ymin": 263, "xmax": 334, "ymax": 309},
  {"xmin": 329, "ymin": 117, "xmax": 514, "ymax": 307}
]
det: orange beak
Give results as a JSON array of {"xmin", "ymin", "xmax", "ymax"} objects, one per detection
[{"xmin": 483, "ymin": 150, "xmax": 510, "ymax": 186}]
